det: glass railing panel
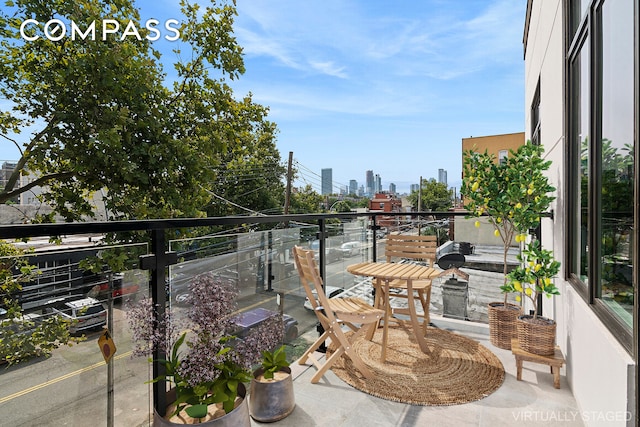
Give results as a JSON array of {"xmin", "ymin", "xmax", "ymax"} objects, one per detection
[
  {"xmin": 434, "ymin": 215, "xmax": 521, "ymax": 323},
  {"xmin": 0, "ymin": 240, "xmax": 151, "ymax": 426}
]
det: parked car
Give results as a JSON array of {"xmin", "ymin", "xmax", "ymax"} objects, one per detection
[
  {"xmin": 0, "ymin": 309, "xmax": 43, "ymax": 337},
  {"xmin": 87, "ymin": 273, "xmax": 140, "ymax": 303},
  {"xmin": 45, "ymin": 296, "xmax": 107, "ymax": 334},
  {"xmin": 308, "ymin": 240, "xmax": 343, "ymax": 263},
  {"xmin": 340, "ymin": 241, "xmax": 362, "ymax": 257},
  {"xmin": 230, "ymin": 307, "xmax": 299, "ymax": 343},
  {"xmin": 303, "ymin": 286, "xmax": 345, "ymax": 311},
  {"xmin": 169, "ymin": 267, "xmax": 239, "ymax": 306}
]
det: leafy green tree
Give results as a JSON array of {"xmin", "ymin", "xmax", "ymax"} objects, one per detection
[
  {"xmin": 289, "ymin": 185, "xmax": 323, "ymax": 214},
  {"xmin": 0, "ymin": 0, "xmax": 277, "ymax": 221},
  {"xmin": 1, "ymin": 241, "xmax": 79, "ymax": 365},
  {"xmin": 330, "ymin": 200, "xmax": 352, "ymax": 213},
  {"xmin": 407, "ymin": 178, "xmax": 453, "ymax": 211},
  {"xmin": 206, "ymin": 117, "xmax": 285, "ymax": 217}
]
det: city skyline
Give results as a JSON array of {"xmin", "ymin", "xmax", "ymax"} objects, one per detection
[{"xmin": 309, "ymin": 166, "xmax": 449, "ymax": 196}]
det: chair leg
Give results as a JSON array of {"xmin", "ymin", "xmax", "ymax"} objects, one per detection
[
  {"xmin": 332, "ymin": 326, "xmax": 375, "ymax": 379},
  {"xmin": 310, "ymin": 345, "xmax": 345, "ymax": 384},
  {"xmin": 299, "ymin": 329, "xmax": 330, "ymax": 365}
]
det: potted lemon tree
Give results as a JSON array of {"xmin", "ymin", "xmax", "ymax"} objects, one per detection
[
  {"xmin": 505, "ymin": 239, "xmax": 561, "ymax": 355},
  {"xmin": 461, "ymin": 141, "xmax": 556, "ymax": 349}
]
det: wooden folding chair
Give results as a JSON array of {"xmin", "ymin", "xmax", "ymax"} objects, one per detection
[
  {"xmin": 292, "ymin": 246, "xmax": 384, "ymax": 384},
  {"xmin": 382, "ymin": 234, "xmax": 438, "ymax": 331}
]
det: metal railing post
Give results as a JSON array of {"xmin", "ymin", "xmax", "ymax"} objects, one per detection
[{"xmin": 139, "ymin": 229, "xmax": 177, "ymax": 417}]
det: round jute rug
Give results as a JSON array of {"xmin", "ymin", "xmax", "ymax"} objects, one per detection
[{"xmin": 327, "ymin": 324, "xmax": 505, "ymax": 406}]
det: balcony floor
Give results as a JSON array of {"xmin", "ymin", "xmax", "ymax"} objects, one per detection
[{"xmin": 254, "ymin": 316, "xmax": 583, "ymax": 427}]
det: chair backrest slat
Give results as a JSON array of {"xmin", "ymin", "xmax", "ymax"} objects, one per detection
[{"xmin": 385, "ymin": 234, "xmax": 437, "ymax": 266}]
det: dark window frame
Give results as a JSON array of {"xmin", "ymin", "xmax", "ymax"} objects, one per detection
[{"xmin": 564, "ymin": 0, "xmax": 637, "ymax": 354}]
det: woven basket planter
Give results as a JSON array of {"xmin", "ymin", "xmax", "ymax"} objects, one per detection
[
  {"xmin": 516, "ymin": 315, "xmax": 556, "ymax": 356},
  {"xmin": 488, "ymin": 302, "xmax": 521, "ymax": 350}
]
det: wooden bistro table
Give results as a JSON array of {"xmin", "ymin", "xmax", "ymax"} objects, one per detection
[{"xmin": 347, "ymin": 261, "xmax": 441, "ymax": 362}]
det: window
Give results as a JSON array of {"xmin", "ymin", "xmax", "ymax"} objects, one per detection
[
  {"xmin": 566, "ymin": 0, "xmax": 636, "ymax": 348},
  {"xmin": 531, "ymin": 80, "xmax": 541, "ymax": 146},
  {"xmin": 596, "ymin": 0, "xmax": 635, "ymax": 327},
  {"xmin": 498, "ymin": 150, "xmax": 508, "ymax": 165}
]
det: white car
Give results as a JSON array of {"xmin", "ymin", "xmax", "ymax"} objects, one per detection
[
  {"xmin": 340, "ymin": 241, "xmax": 362, "ymax": 257},
  {"xmin": 46, "ymin": 296, "xmax": 107, "ymax": 334},
  {"xmin": 303, "ymin": 286, "xmax": 345, "ymax": 310}
]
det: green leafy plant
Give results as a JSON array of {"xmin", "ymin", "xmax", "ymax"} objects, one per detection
[
  {"xmin": 504, "ymin": 239, "xmax": 561, "ymax": 318},
  {"xmin": 1, "ymin": 240, "xmax": 79, "ymax": 365},
  {"xmin": 461, "ymin": 141, "xmax": 556, "ymax": 305},
  {"xmin": 260, "ymin": 345, "xmax": 290, "ymax": 380}
]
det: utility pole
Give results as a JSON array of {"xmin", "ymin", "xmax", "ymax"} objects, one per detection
[
  {"xmin": 284, "ymin": 151, "xmax": 293, "ymax": 227},
  {"xmin": 418, "ymin": 176, "xmax": 422, "ymax": 235}
]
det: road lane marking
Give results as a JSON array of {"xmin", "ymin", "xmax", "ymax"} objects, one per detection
[
  {"xmin": 1, "ymin": 290, "xmax": 307, "ymax": 405},
  {"xmin": 0, "ymin": 350, "xmax": 132, "ymax": 404}
]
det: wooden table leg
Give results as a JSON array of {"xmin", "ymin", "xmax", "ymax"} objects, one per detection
[
  {"xmin": 366, "ymin": 278, "xmax": 382, "ymax": 341},
  {"xmin": 380, "ymin": 279, "xmax": 391, "ymax": 362},
  {"xmin": 406, "ymin": 279, "xmax": 430, "ymax": 355}
]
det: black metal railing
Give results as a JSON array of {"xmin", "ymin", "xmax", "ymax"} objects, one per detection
[{"xmin": 2, "ymin": 209, "xmax": 537, "ymax": 425}]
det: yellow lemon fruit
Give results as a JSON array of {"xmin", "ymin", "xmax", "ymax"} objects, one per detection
[
  {"xmin": 471, "ymin": 181, "xmax": 479, "ymax": 191},
  {"xmin": 515, "ymin": 202, "xmax": 522, "ymax": 209},
  {"xmin": 514, "ymin": 281, "xmax": 522, "ymax": 292},
  {"xmin": 475, "ymin": 220, "xmax": 480, "ymax": 228},
  {"xmin": 525, "ymin": 288, "xmax": 533, "ymax": 296},
  {"xmin": 515, "ymin": 295, "xmax": 522, "ymax": 302},
  {"xmin": 494, "ymin": 229, "xmax": 500, "ymax": 237},
  {"xmin": 527, "ymin": 188, "xmax": 534, "ymax": 195}
]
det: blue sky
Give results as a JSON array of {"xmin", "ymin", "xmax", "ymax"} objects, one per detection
[{"xmin": 1, "ymin": 0, "xmax": 527, "ymax": 195}]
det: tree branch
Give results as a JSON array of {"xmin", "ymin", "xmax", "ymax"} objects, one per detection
[
  {"xmin": 0, "ymin": 171, "xmax": 74, "ymax": 204},
  {"xmin": 3, "ymin": 118, "xmax": 57, "ymax": 195},
  {"xmin": 0, "ymin": 133, "xmax": 25, "ymax": 157}
]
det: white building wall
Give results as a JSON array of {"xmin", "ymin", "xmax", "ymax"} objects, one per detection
[{"xmin": 524, "ymin": 1, "xmax": 634, "ymax": 425}]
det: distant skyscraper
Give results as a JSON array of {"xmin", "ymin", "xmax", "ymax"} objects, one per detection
[
  {"xmin": 365, "ymin": 170, "xmax": 374, "ymax": 196},
  {"xmin": 410, "ymin": 183, "xmax": 420, "ymax": 193},
  {"xmin": 438, "ymin": 169, "xmax": 448, "ymax": 186},
  {"xmin": 375, "ymin": 174, "xmax": 381, "ymax": 193},
  {"xmin": 349, "ymin": 180, "xmax": 358, "ymax": 195},
  {"xmin": 389, "ymin": 183, "xmax": 396, "ymax": 194},
  {"xmin": 321, "ymin": 168, "xmax": 332, "ymax": 195}
]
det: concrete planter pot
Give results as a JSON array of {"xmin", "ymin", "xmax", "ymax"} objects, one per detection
[
  {"xmin": 153, "ymin": 384, "xmax": 251, "ymax": 427},
  {"xmin": 249, "ymin": 367, "xmax": 295, "ymax": 422}
]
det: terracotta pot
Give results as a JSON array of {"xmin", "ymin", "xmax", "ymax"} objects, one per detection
[
  {"xmin": 516, "ymin": 314, "xmax": 556, "ymax": 356},
  {"xmin": 488, "ymin": 302, "xmax": 521, "ymax": 350},
  {"xmin": 153, "ymin": 384, "xmax": 251, "ymax": 427},
  {"xmin": 249, "ymin": 367, "xmax": 295, "ymax": 422}
]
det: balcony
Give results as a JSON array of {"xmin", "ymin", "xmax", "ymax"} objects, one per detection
[{"xmin": 0, "ymin": 212, "xmax": 582, "ymax": 426}]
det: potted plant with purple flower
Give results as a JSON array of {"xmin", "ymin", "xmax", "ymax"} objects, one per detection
[{"xmin": 127, "ymin": 272, "xmax": 286, "ymax": 426}]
